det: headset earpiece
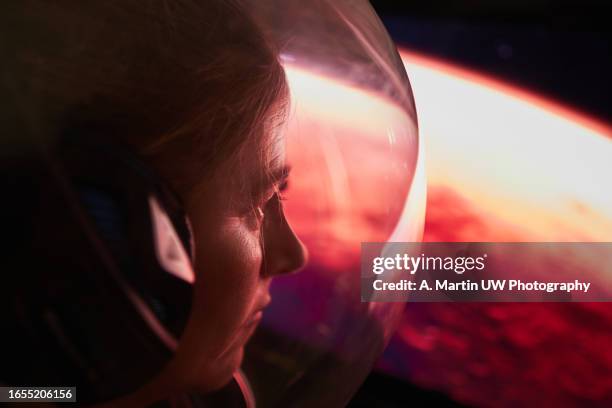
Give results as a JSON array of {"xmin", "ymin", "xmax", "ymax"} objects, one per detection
[{"xmin": 0, "ymin": 135, "xmax": 198, "ymax": 402}]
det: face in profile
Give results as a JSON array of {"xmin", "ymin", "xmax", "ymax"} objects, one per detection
[{"xmin": 145, "ymin": 116, "xmax": 308, "ymax": 396}]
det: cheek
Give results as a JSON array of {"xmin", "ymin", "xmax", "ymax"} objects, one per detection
[
  {"xmin": 187, "ymin": 217, "xmax": 263, "ymax": 354},
  {"xmin": 199, "ymin": 219, "xmax": 263, "ymax": 310},
  {"xmin": 169, "ymin": 214, "xmax": 264, "ymax": 388}
]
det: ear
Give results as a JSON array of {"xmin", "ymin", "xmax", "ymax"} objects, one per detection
[{"xmin": 149, "ymin": 196, "xmax": 195, "ymax": 284}]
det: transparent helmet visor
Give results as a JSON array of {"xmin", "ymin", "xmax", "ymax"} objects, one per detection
[{"xmin": 243, "ymin": 1, "xmax": 425, "ymax": 406}]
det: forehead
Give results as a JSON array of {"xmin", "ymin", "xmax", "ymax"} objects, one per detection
[
  {"xmin": 251, "ymin": 119, "xmax": 286, "ymax": 169},
  {"xmin": 215, "ymin": 124, "xmax": 287, "ymax": 193}
]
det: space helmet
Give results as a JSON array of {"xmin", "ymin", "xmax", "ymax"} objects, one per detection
[{"xmin": 0, "ymin": 0, "xmax": 423, "ymax": 406}]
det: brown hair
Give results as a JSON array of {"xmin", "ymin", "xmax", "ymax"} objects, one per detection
[{"xmin": 7, "ymin": 0, "xmax": 289, "ymax": 196}]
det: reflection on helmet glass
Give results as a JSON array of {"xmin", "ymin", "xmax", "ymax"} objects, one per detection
[{"xmin": 242, "ymin": 1, "xmax": 424, "ymax": 406}]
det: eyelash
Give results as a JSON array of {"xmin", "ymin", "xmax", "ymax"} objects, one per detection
[
  {"xmin": 277, "ymin": 180, "xmax": 288, "ymax": 200},
  {"xmin": 246, "ymin": 180, "xmax": 289, "ymax": 228}
]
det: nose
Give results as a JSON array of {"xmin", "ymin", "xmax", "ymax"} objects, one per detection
[{"xmin": 261, "ymin": 198, "xmax": 308, "ymax": 277}]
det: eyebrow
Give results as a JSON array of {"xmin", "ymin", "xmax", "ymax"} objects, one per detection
[
  {"xmin": 252, "ymin": 165, "xmax": 291, "ymax": 197},
  {"xmin": 270, "ymin": 165, "xmax": 291, "ymax": 184}
]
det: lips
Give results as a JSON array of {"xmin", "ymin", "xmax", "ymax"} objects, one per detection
[
  {"xmin": 244, "ymin": 294, "xmax": 270, "ymax": 328},
  {"xmin": 244, "ymin": 310, "xmax": 263, "ymax": 327}
]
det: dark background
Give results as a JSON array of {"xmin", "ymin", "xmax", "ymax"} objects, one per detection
[
  {"xmin": 350, "ymin": 1, "xmax": 610, "ymax": 406},
  {"xmin": 371, "ymin": 0, "xmax": 611, "ymax": 123}
]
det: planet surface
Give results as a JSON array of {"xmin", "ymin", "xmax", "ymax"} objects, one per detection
[{"xmin": 378, "ymin": 50, "xmax": 612, "ymax": 408}]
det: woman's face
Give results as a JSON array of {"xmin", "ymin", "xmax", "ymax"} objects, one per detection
[{"xmin": 161, "ymin": 125, "xmax": 307, "ymax": 392}]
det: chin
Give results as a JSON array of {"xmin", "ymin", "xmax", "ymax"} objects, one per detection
[{"xmin": 197, "ymin": 345, "xmax": 245, "ymax": 392}]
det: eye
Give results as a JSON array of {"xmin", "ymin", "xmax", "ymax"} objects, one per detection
[
  {"xmin": 277, "ymin": 179, "xmax": 289, "ymax": 201},
  {"xmin": 244, "ymin": 177, "xmax": 290, "ymax": 230}
]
